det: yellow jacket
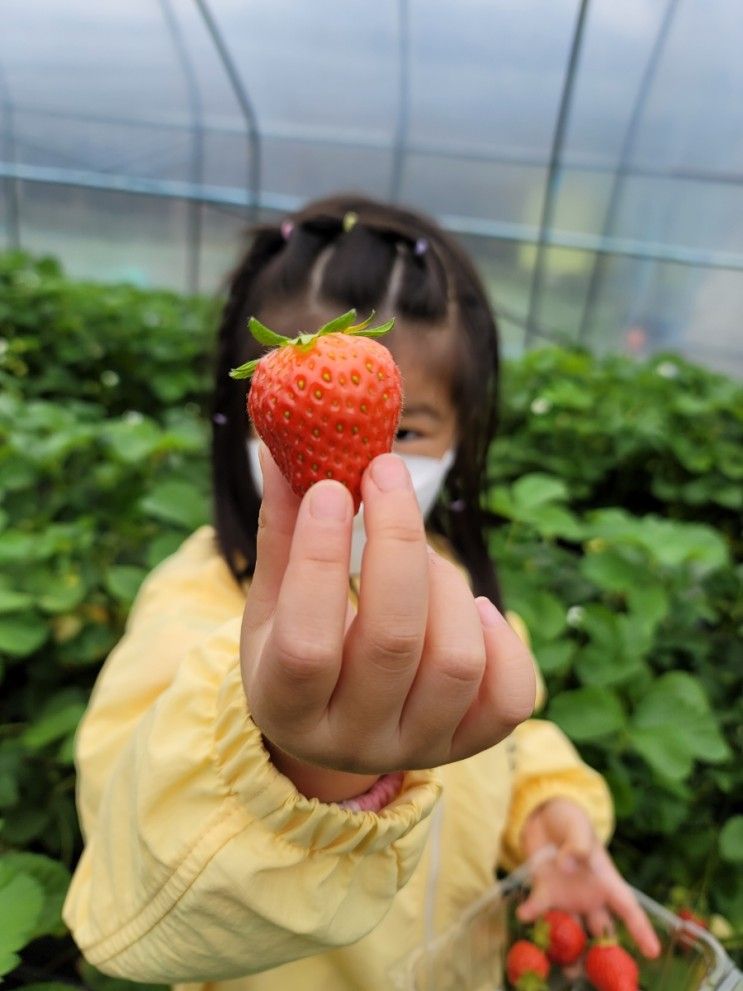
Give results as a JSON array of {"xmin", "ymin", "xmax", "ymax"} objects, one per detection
[{"xmin": 63, "ymin": 527, "xmax": 612, "ymax": 990}]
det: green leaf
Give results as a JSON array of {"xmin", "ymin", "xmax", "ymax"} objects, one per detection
[
  {"xmin": 36, "ymin": 570, "xmax": 87, "ymax": 614},
  {"xmin": 625, "ymin": 582, "xmax": 669, "ymax": 635},
  {"xmin": 247, "ymin": 315, "xmax": 290, "ymax": 347},
  {"xmin": 512, "ymin": 473, "xmax": 568, "ymax": 508},
  {"xmin": 0, "ymin": 530, "xmax": 42, "ymax": 564},
  {"xmin": 139, "ymin": 480, "xmax": 207, "ymax": 530},
  {"xmin": 104, "ymin": 417, "xmax": 164, "ymax": 463},
  {"xmin": 580, "ymin": 548, "xmax": 643, "ymax": 593},
  {"xmin": 21, "ymin": 695, "xmax": 87, "ymax": 750},
  {"xmin": 0, "ymin": 770, "xmax": 19, "ymax": 809},
  {"xmin": 629, "ymin": 673, "xmax": 731, "ymax": 776},
  {"xmin": 0, "ymin": 588, "xmax": 34, "ymax": 614},
  {"xmin": 0, "ymin": 806, "xmax": 50, "ymax": 845},
  {"xmin": 56, "ymin": 623, "xmax": 118, "ymax": 666},
  {"xmin": 0, "ymin": 612, "xmax": 47, "ymax": 657},
  {"xmin": 0, "ymin": 852, "xmax": 71, "ymax": 939},
  {"xmin": 105, "ymin": 565, "xmax": 147, "ymax": 604},
  {"xmin": 534, "ymin": 639, "xmax": 575, "ymax": 675},
  {"xmin": 501, "ymin": 583, "xmax": 567, "ymax": 644},
  {"xmin": 548, "ymin": 687, "xmax": 625, "ymax": 741},
  {"xmin": 0, "ymin": 869, "xmax": 44, "ymax": 976},
  {"xmin": 574, "ymin": 642, "xmax": 644, "ymax": 688},
  {"xmin": 604, "ymin": 758, "xmax": 637, "ymax": 819},
  {"xmin": 628, "ymin": 725, "xmax": 693, "ymax": 781},
  {"xmin": 522, "ymin": 503, "xmax": 583, "ymax": 540},
  {"xmin": 146, "ymin": 531, "xmax": 185, "ymax": 568},
  {"xmin": 719, "ymin": 816, "xmax": 743, "ymax": 864}
]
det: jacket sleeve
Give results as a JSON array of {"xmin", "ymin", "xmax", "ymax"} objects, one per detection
[
  {"xmin": 498, "ymin": 719, "xmax": 615, "ymax": 870},
  {"xmin": 498, "ymin": 613, "xmax": 614, "ymax": 870},
  {"xmin": 63, "ymin": 537, "xmax": 441, "ymax": 983}
]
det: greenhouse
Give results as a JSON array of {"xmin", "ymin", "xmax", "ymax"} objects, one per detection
[
  {"xmin": 1, "ymin": 3, "xmax": 741, "ymax": 991},
  {"xmin": 2, "ymin": 0, "xmax": 742, "ymax": 372}
]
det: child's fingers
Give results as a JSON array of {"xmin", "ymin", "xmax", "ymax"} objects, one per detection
[
  {"xmin": 450, "ymin": 603, "xmax": 537, "ymax": 760},
  {"xmin": 604, "ymin": 877, "xmax": 662, "ymax": 958},
  {"xmin": 586, "ymin": 907, "xmax": 615, "ymax": 939},
  {"xmin": 593, "ymin": 847, "xmax": 662, "ymax": 958},
  {"xmin": 242, "ymin": 443, "xmax": 301, "ymax": 633},
  {"xmin": 251, "ymin": 480, "xmax": 353, "ymax": 733},
  {"xmin": 516, "ymin": 883, "xmax": 553, "ymax": 923},
  {"xmin": 330, "ymin": 454, "xmax": 428, "ymax": 737},
  {"xmin": 398, "ymin": 551, "xmax": 485, "ymax": 762}
]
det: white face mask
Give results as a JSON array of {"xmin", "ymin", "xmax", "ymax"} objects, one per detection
[{"xmin": 246, "ymin": 439, "xmax": 455, "ymax": 575}]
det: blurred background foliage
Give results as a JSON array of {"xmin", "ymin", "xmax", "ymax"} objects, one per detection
[{"xmin": 0, "ymin": 251, "xmax": 741, "ymax": 985}]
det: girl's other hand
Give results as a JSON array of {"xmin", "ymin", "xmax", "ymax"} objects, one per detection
[
  {"xmin": 517, "ymin": 798, "xmax": 662, "ymax": 958},
  {"xmin": 240, "ymin": 445, "xmax": 536, "ymax": 801}
]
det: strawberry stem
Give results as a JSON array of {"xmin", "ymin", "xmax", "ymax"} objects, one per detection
[{"xmin": 229, "ymin": 310, "xmax": 395, "ymax": 380}]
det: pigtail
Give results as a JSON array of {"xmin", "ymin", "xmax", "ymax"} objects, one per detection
[{"xmin": 211, "ymin": 228, "xmax": 285, "ymax": 581}]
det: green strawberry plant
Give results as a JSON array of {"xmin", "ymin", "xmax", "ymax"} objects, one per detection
[{"xmin": 0, "ymin": 251, "xmax": 741, "ymax": 984}]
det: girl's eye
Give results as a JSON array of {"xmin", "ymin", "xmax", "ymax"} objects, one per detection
[{"xmin": 395, "ymin": 427, "xmax": 422, "ymax": 442}]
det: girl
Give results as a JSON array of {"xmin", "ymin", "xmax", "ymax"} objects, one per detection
[{"xmin": 63, "ymin": 195, "xmax": 659, "ymax": 988}]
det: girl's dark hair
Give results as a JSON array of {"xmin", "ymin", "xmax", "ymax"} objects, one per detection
[{"xmin": 211, "ymin": 194, "xmax": 503, "ymax": 607}]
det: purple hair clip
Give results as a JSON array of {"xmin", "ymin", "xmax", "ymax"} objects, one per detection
[
  {"xmin": 414, "ymin": 237, "xmax": 429, "ymax": 257},
  {"xmin": 280, "ymin": 219, "xmax": 294, "ymax": 241},
  {"xmin": 212, "ymin": 412, "xmax": 228, "ymax": 426}
]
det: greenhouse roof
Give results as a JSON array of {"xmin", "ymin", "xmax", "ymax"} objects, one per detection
[{"xmin": 2, "ymin": 0, "xmax": 742, "ymax": 372}]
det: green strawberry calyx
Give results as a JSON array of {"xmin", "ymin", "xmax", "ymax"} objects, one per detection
[
  {"xmin": 531, "ymin": 917, "xmax": 551, "ymax": 951},
  {"xmin": 229, "ymin": 309, "xmax": 394, "ymax": 380}
]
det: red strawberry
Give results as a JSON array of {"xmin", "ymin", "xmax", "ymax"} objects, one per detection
[
  {"xmin": 585, "ymin": 940, "xmax": 639, "ymax": 991},
  {"xmin": 678, "ymin": 907, "xmax": 707, "ymax": 930},
  {"xmin": 533, "ymin": 909, "xmax": 586, "ymax": 965},
  {"xmin": 230, "ymin": 310, "xmax": 403, "ymax": 512},
  {"xmin": 506, "ymin": 939, "xmax": 550, "ymax": 990}
]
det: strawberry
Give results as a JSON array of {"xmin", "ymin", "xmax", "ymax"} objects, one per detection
[
  {"xmin": 230, "ymin": 310, "xmax": 403, "ymax": 512},
  {"xmin": 506, "ymin": 939, "xmax": 550, "ymax": 990},
  {"xmin": 677, "ymin": 907, "xmax": 707, "ymax": 930},
  {"xmin": 533, "ymin": 909, "xmax": 586, "ymax": 965},
  {"xmin": 584, "ymin": 939, "xmax": 639, "ymax": 991}
]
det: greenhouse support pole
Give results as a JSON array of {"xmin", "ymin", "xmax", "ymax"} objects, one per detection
[
  {"xmin": 160, "ymin": 0, "xmax": 205, "ymax": 294},
  {"xmin": 524, "ymin": 0, "xmax": 591, "ymax": 346},
  {"xmin": 192, "ymin": 0, "xmax": 261, "ymax": 219},
  {"xmin": 389, "ymin": 0, "xmax": 410, "ymax": 202},
  {"xmin": 577, "ymin": 0, "xmax": 680, "ymax": 344},
  {"xmin": 0, "ymin": 61, "xmax": 20, "ymax": 249}
]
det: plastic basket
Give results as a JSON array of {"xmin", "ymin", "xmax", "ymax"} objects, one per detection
[{"xmin": 388, "ymin": 852, "xmax": 742, "ymax": 991}]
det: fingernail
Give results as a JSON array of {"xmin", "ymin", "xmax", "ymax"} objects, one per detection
[
  {"xmin": 309, "ymin": 482, "xmax": 350, "ymax": 521},
  {"xmin": 370, "ymin": 453, "xmax": 410, "ymax": 492},
  {"xmin": 475, "ymin": 596, "xmax": 503, "ymax": 628}
]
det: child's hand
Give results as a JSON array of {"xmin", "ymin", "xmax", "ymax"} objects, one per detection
[
  {"xmin": 240, "ymin": 445, "xmax": 536, "ymax": 801},
  {"xmin": 517, "ymin": 798, "xmax": 661, "ymax": 958}
]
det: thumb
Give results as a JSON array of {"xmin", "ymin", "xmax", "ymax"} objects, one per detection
[{"xmin": 242, "ymin": 443, "xmax": 301, "ymax": 632}]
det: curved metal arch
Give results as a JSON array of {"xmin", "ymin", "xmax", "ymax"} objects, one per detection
[
  {"xmin": 389, "ymin": 0, "xmax": 411, "ymax": 202},
  {"xmin": 524, "ymin": 0, "xmax": 591, "ymax": 346},
  {"xmin": 191, "ymin": 0, "xmax": 261, "ymax": 220},
  {"xmin": 159, "ymin": 0, "xmax": 205, "ymax": 293},
  {"xmin": 577, "ymin": 0, "xmax": 681, "ymax": 343},
  {"xmin": 0, "ymin": 59, "xmax": 20, "ymax": 248}
]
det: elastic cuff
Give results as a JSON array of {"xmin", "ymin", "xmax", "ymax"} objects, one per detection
[
  {"xmin": 213, "ymin": 660, "xmax": 441, "ymax": 856},
  {"xmin": 501, "ymin": 769, "xmax": 614, "ymax": 871}
]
